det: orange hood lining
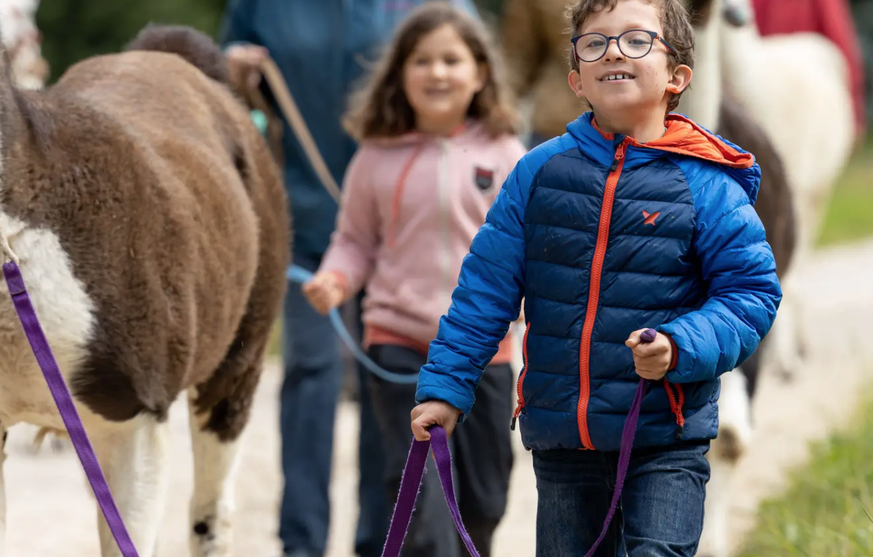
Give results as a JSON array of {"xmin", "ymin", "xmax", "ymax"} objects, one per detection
[{"xmin": 591, "ymin": 114, "xmax": 755, "ymax": 169}]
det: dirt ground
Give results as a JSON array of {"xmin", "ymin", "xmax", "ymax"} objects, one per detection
[{"xmin": 5, "ymin": 238, "xmax": 873, "ymax": 557}]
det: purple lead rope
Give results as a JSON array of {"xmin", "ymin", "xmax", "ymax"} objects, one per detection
[
  {"xmin": 380, "ymin": 425, "xmax": 479, "ymax": 557},
  {"xmin": 381, "ymin": 328, "xmax": 658, "ymax": 557},
  {"xmin": 582, "ymin": 327, "xmax": 657, "ymax": 557},
  {"xmin": 3, "ymin": 261, "xmax": 140, "ymax": 557}
]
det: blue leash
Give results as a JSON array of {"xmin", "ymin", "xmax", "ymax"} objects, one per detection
[{"xmin": 286, "ymin": 265, "xmax": 419, "ymax": 384}]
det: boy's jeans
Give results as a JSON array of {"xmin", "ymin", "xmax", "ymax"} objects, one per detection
[{"xmin": 532, "ymin": 440, "xmax": 710, "ymax": 557}]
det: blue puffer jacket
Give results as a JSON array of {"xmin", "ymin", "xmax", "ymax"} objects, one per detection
[
  {"xmin": 416, "ymin": 112, "xmax": 782, "ymax": 452},
  {"xmin": 219, "ymin": 0, "xmax": 479, "ymax": 258}
]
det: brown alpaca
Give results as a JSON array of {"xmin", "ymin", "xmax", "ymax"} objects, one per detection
[{"xmin": 0, "ymin": 24, "xmax": 289, "ymax": 557}]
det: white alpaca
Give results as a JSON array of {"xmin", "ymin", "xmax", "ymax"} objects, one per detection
[
  {"xmin": 678, "ymin": 2, "xmax": 855, "ymax": 554},
  {"xmin": 720, "ymin": 0, "xmax": 854, "ymax": 239},
  {"xmin": 718, "ymin": 0, "xmax": 855, "ymax": 387}
]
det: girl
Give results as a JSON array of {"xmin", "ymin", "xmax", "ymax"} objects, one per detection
[{"xmin": 302, "ymin": 4, "xmax": 527, "ymax": 556}]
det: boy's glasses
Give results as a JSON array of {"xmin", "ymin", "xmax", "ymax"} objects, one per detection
[{"xmin": 571, "ymin": 29, "xmax": 677, "ymax": 63}]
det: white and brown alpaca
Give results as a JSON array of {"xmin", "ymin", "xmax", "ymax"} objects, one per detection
[
  {"xmin": 718, "ymin": 0, "xmax": 855, "ymax": 387},
  {"xmin": 0, "ymin": 0, "xmax": 71, "ymax": 456},
  {"xmin": 678, "ymin": 2, "xmax": 797, "ymax": 555},
  {"xmin": 0, "ymin": 24, "xmax": 288, "ymax": 557}
]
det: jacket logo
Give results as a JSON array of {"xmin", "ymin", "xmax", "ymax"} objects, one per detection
[
  {"xmin": 474, "ymin": 166, "xmax": 495, "ymax": 191},
  {"xmin": 642, "ymin": 210, "xmax": 661, "ymax": 226}
]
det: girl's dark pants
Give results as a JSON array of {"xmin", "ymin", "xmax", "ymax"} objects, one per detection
[{"xmin": 367, "ymin": 344, "xmax": 514, "ymax": 557}]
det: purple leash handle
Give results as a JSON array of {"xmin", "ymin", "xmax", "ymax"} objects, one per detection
[
  {"xmin": 583, "ymin": 327, "xmax": 658, "ymax": 557},
  {"xmin": 381, "ymin": 425, "xmax": 479, "ymax": 557},
  {"xmin": 3, "ymin": 261, "xmax": 140, "ymax": 557}
]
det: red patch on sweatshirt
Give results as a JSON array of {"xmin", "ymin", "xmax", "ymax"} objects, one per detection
[{"xmin": 474, "ymin": 166, "xmax": 494, "ymax": 191}]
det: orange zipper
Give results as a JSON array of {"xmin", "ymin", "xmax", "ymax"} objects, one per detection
[
  {"xmin": 510, "ymin": 321, "xmax": 531, "ymax": 431},
  {"xmin": 577, "ymin": 139, "xmax": 629, "ymax": 450},
  {"xmin": 664, "ymin": 380, "xmax": 686, "ymax": 440}
]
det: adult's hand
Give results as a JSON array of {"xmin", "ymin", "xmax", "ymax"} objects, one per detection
[{"xmin": 227, "ymin": 44, "xmax": 268, "ymax": 90}]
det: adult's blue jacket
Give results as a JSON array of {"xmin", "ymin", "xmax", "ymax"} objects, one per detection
[
  {"xmin": 416, "ymin": 112, "xmax": 782, "ymax": 452},
  {"xmin": 219, "ymin": 0, "xmax": 478, "ymax": 258}
]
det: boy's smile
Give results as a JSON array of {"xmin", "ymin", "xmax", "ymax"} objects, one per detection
[
  {"xmin": 567, "ymin": 0, "xmax": 692, "ymax": 142},
  {"xmin": 598, "ymin": 70, "xmax": 635, "ymax": 82}
]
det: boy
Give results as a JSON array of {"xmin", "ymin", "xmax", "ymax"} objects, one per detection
[{"xmin": 409, "ymin": 0, "xmax": 782, "ymax": 555}]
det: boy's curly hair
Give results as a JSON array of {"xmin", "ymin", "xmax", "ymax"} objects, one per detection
[{"xmin": 566, "ymin": 0, "xmax": 695, "ymax": 112}]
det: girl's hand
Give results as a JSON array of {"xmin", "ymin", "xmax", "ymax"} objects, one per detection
[
  {"xmin": 302, "ymin": 272, "xmax": 345, "ymax": 315},
  {"xmin": 411, "ymin": 400, "xmax": 462, "ymax": 441},
  {"xmin": 625, "ymin": 329, "xmax": 673, "ymax": 380}
]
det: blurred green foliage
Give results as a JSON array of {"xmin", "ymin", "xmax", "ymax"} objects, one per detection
[
  {"xmin": 36, "ymin": 0, "xmax": 228, "ymax": 84},
  {"xmin": 851, "ymin": 0, "xmax": 873, "ymax": 131},
  {"xmin": 35, "ymin": 0, "xmax": 510, "ymax": 84}
]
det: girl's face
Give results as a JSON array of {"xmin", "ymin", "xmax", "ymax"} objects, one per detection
[{"xmin": 402, "ymin": 24, "xmax": 486, "ymax": 136}]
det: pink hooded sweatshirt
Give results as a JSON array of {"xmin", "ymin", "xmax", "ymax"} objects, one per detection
[{"xmin": 319, "ymin": 122, "xmax": 528, "ymax": 363}]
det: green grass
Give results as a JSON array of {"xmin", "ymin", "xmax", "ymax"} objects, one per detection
[
  {"xmin": 735, "ymin": 386, "xmax": 873, "ymax": 557},
  {"xmin": 816, "ymin": 139, "xmax": 873, "ymax": 247}
]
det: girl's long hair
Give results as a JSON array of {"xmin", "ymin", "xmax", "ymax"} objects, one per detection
[{"xmin": 343, "ymin": 2, "xmax": 521, "ymax": 141}]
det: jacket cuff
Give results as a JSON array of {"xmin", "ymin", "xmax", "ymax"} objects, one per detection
[
  {"xmin": 665, "ymin": 333, "xmax": 679, "ymax": 371},
  {"xmin": 416, "ymin": 379, "xmax": 474, "ymax": 423}
]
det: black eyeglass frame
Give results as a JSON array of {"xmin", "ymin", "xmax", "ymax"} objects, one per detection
[{"xmin": 570, "ymin": 29, "xmax": 677, "ymax": 63}]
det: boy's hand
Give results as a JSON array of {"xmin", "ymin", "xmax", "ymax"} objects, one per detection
[
  {"xmin": 301, "ymin": 272, "xmax": 345, "ymax": 315},
  {"xmin": 411, "ymin": 401, "xmax": 462, "ymax": 441},
  {"xmin": 625, "ymin": 329, "xmax": 673, "ymax": 380}
]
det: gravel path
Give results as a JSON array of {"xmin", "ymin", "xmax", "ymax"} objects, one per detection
[{"xmin": 4, "ymin": 238, "xmax": 873, "ymax": 556}]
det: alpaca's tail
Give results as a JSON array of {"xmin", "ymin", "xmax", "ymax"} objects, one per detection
[{"xmin": 124, "ymin": 24, "xmax": 229, "ymax": 84}]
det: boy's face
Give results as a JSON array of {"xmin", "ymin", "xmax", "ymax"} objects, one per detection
[{"xmin": 568, "ymin": 0, "xmax": 691, "ymax": 123}]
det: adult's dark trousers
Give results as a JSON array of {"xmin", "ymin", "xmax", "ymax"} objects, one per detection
[{"xmin": 279, "ymin": 252, "xmax": 387, "ymax": 557}]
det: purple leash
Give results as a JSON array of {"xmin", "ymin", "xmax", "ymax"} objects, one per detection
[
  {"xmin": 380, "ymin": 328, "xmax": 659, "ymax": 557},
  {"xmin": 582, "ymin": 327, "xmax": 657, "ymax": 557},
  {"xmin": 2, "ymin": 261, "xmax": 140, "ymax": 557},
  {"xmin": 381, "ymin": 425, "xmax": 480, "ymax": 557}
]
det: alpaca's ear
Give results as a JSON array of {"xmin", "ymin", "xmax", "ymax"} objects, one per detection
[{"xmin": 723, "ymin": 0, "xmax": 751, "ymax": 27}]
